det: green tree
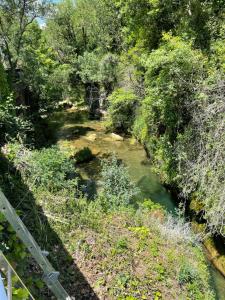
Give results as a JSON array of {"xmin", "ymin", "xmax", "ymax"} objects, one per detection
[
  {"xmin": 0, "ymin": 0, "xmax": 48, "ymax": 77},
  {"xmin": 115, "ymin": 0, "xmax": 224, "ymax": 51},
  {"xmin": 0, "ymin": 60, "xmax": 9, "ymax": 100},
  {"xmin": 176, "ymin": 72, "xmax": 225, "ymax": 236},
  {"xmin": 133, "ymin": 34, "xmax": 206, "ymax": 183},
  {"xmin": 107, "ymin": 88, "xmax": 138, "ymax": 133}
]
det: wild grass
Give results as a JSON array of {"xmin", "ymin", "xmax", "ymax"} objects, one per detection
[{"xmin": 1, "ymin": 143, "xmax": 216, "ymax": 299}]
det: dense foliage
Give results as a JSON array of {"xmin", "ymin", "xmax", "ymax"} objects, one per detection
[
  {"xmin": 10, "ymin": 144, "xmax": 77, "ymax": 192},
  {"xmin": 0, "ymin": 0, "xmax": 225, "ymax": 297},
  {"xmin": 100, "ymin": 156, "xmax": 140, "ymax": 208},
  {"xmin": 107, "ymin": 88, "xmax": 138, "ymax": 133},
  {"xmin": 0, "ymin": 142, "xmax": 215, "ymax": 299}
]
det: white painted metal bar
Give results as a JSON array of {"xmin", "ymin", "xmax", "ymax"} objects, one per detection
[
  {"xmin": 7, "ymin": 265, "xmax": 12, "ymax": 300},
  {"xmin": 0, "ymin": 273, "xmax": 7, "ymax": 300},
  {"xmin": 0, "ymin": 190, "xmax": 71, "ymax": 300},
  {"xmin": 0, "ymin": 251, "xmax": 35, "ymax": 300}
]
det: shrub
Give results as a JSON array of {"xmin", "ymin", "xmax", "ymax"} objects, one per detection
[
  {"xmin": 178, "ymin": 263, "xmax": 198, "ymax": 285},
  {"xmin": 140, "ymin": 199, "xmax": 163, "ymax": 211},
  {"xmin": 99, "ymin": 156, "xmax": 140, "ymax": 208},
  {"xmin": 176, "ymin": 74, "xmax": 225, "ymax": 236},
  {"xmin": 10, "ymin": 144, "xmax": 77, "ymax": 192},
  {"xmin": 0, "ymin": 95, "xmax": 31, "ymax": 145},
  {"xmin": 157, "ymin": 214, "xmax": 202, "ymax": 245},
  {"xmin": 74, "ymin": 147, "xmax": 94, "ymax": 163},
  {"xmin": 0, "ymin": 213, "xmax": 36, "ymax": 298},
  {"xmin": 107, "ymin": 88, "xmax": 139, "ymax": 133}
]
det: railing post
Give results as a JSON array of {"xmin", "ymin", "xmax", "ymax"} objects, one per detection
[{"xmin": 7, "ymin": 265, "xmax": 12, "ymax": 300}]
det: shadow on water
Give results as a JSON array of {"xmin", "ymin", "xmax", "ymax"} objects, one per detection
[
  {"xmin": 42, "ymin": 109, "xmax": 91, "ymax": 147},
  {"xmin": 208, "ymin": 236, "xmax": 225, "ymax": 300},
  {"xmin": 210, "ymin": 268, "xmax": 225, "ymax": 300},
  {"xmin": 136, "ymin": 175, "xmax": 176, "ymax": 213},
  {"xmin": 0, "ymin": 154, "xmax": 99, "ymax": 299},
  {"xmin": 213, "ymin": 236, "xmax": 225, "ymax": 258},
  {"xmin": 54, "ymin": 109, "xmax": 89, "ymax": 126},
  {"xmin": 59, "ymin": 125, "xmax": 95, "ymax": 140}
]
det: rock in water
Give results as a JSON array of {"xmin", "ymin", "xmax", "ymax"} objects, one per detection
[
  {"xmin": 86, "ymin": 133, "xmax": 97, "ymax": 142},
  {"xmin": 111, "ymin": 133, "xmax": 124, "ymax": 141}
]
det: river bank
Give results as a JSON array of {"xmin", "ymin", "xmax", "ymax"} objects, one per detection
[{"xmin": 49, "ymin": 107, "xmax": 224, "ymax": 299}]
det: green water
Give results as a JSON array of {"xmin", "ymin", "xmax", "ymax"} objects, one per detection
[
  {"xmin": 210, "ymin": 264, "xmax": 225, "ymax": 300},
  {"xmin": 55, "ymin": 109, "xmax": 225, "ymax": 299}
]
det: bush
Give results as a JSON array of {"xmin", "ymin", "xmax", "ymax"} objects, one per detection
[
  {"xmin": 0, "ymin": 95, "xmax": 31, "ymax": 145},
  {"xmin": 158, "ymin": 214, "xmax": 202, "ymax": 245},
  {"xmin": 99, "ymin": 156, "xmax": 140, "ymax": 209},
  {"xmin": 10, "ymin": 144, "xmax": 77, "ymax": 192},
  {"xmin": 132, "ymin": 34, "xmax": 225, "ymax": 236},
  {"xmin": 176, "ymin": 73, "xmax": 225, "ymax": 235},
  {"xmin": 178, "ymin": 263, "xmax": 198, "ymax": 285},
  {"xmin": 107, "ymin": 88, "xmax": 139, "ymax": 133},
  {"xmin": 0, "ymin": 213, "xmax": 37, "ymax": 298},
  {"xmin": 74, "ymin": 147, "xmax": 94, "ymax": 163}
]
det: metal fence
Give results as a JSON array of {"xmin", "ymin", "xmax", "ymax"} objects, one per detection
[
  {"xmin": 0, "ymin": 190, "xmax": 71, "ymax": 299},
  {"xmin": 0, "ymin": 251, "xmax": 35, "ymax": 300}
]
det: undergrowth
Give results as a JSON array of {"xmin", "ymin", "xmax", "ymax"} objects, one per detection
[{"xmin": 0, "ymin": 143, "xmax": 215, "ymax": 299}]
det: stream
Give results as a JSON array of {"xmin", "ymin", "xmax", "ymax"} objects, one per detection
[{"xmin": 53, "ymin": 108, "xmax": 225, "ymax": 299}]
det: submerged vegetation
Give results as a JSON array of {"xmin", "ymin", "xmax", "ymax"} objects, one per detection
[{"xmin": 0, "ymin": 0, "xmax": 225, "ymax": 298}]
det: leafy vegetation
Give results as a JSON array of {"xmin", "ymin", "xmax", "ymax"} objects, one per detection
[
  {"xmin": 74, "ymin": 147, "xmax": 94, "ymax": 163},
  {"xmin": 0, "ymin": 0, "xmax": 224, "ymax": 298},
  {"xmin": 8, "ymin": 144, "xmax": 77, "ymax": 192},
  {"xmin": 99, "ymin": 156, "xmax": 140, "ymax": 209},
  {"xmin": 0, "ymin": 142, "xmax": 215, "ymax": 299},
  {"xmin": 107, "ymin": 88, "xmax": 139, "ymax": 133}
]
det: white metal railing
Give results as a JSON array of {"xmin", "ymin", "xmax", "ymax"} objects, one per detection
[
  {"xmin": 0, "ymin": 251, "xmax": 34, "ymax": 299},
  {"xmin": 0, "ymin": 190, "xmax": 71, "ymax": 299}
]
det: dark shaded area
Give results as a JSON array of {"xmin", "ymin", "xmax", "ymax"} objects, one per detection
[
  {"xmin": 60, "ymin": 125, "xmax": 95, "ymax": 140},
  {"xmin": 60, "ymin": 109, "xmax": 90, "ymax": 124},
  {"xmin": 77, "ymin": 158, "xmax": 102, "ymax": 180},
  {"xmin": 0, "ymin": 153, "xmax": 99, "ymax": 300},
  {"xmin": 32, "ymin": 116, "xmax": 61, "ymax": 149},
  {"xmin": 213, "ymin": 235, "xmax": 225, "ymax": 258},
  {"xmin": 80, "ymin": 178, "xmax": 98, "ymax": 201},
  {"xmin": 73, "ymin": 147, "xmax": 95, "ymax": 163}
]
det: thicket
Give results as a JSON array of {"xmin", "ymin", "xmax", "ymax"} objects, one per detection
[
  {"xmin": 106, "ymin": 2, "xmax": 225, "ymax": 236},
  {"xmin": 130, "ymin": 34, "xmax": 225, "ymax": 236},
  {"xmin": 9, "ymin": 144, "xmax": 77, "ymax": 192}
]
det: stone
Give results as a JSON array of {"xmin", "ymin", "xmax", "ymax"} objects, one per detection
[
  {"xmin": 86, "ymin": 133, "xmax": 97, "ymax": 142},
  {"xmin": 111, "ymin": 133, "xmax": 124, "ymax": 141}
]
